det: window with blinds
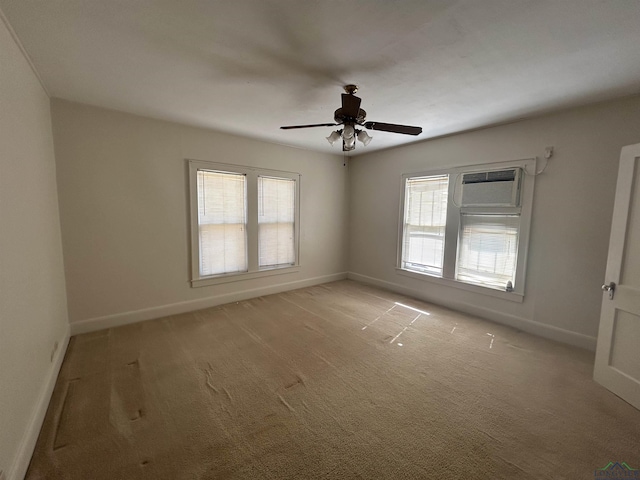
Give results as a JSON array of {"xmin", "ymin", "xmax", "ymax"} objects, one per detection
[
  {"xmin": 398, "ymin": 159, "xmax": 535, "ymax": 298},
  {"xmin": 258, "ymin": 176, "xmax": 296, "ymax": 269},
  {"xmin": 189, "ymin": 160, "xmax": 300, "ymax": 287},
  {"xmin": 401, "ymin": 175, "xmax": 449, "ymax": 276},
  {"xmin": 457, "ymin": 214, "xmax": 520, "ymax": 289},
  {"xmin": 196, "ymin": 170, "xmax": 247, "ymax": 276}
]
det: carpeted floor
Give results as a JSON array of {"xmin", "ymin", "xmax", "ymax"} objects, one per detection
[{"xmin": 27, "ymin": 280, "xmax": 640, "ymax": 479}]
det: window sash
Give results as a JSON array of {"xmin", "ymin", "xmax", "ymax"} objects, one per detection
[
  {"xmin": 258, "ymin": 176, "xmax": 296, "ymax": 269},
  {"xmin": 456, "ymin": 214, "xmax": 520, "ymax": 289},
  {"xmin": 196, "ymin": 170, "xmax": 248, "ymax": 276},
  {"xmin": 401, "ymin": 175, "xmax": 449, "ymax": 276}
]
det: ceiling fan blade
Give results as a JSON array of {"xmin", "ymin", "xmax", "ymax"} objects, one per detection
[
  {"xmin": 280, "ymin": 123, "xmax": 338, "ymax": 130},
  {"xmin": 363, "ymin": 121, "xmax": 422, "ymax": 136},
  {"xmin": 341, "ymin": 94, "xmax": 362, "ymax": 118}
]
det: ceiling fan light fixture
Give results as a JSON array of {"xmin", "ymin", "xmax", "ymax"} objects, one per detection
[
  {"xmin": 339, "ymin": 124, "xmax": 356, "ymax": 151},
  {"xmin": 357, "ymin": 130, "xmax": 372, "ymax": 146},
  {"xmin": 326, "ymin": 130, "xmax": 341, "ymax": 146},
  {"xmin": 343, "ymin": 139, "xmax": 355, "ymax": 151},
  {"xmin": 343, "ymin": 124, "xmax": 355, "ymax": 139},
  {"xmin": 344, "ymin": 135, "xmax": 356, "ymax": 150}
]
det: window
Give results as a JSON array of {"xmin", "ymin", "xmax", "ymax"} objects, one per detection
[
  {"xmin": 397, "ymin": 159, "xmax": 535, "ymax": 300},
  {"xmin": 189, "ymin": 161, "xmax": 300, "ymax": 287},
  {"xmin": 401, "ymin": 175, "xmax": 449, "ymax": 276},
  {"xmin": 197, "ymin": 170, "xmax": 247, "ymax": 276},
  {"xmin": 457, "ymin": 214, "xmax": 519, "ymax": 289},
  {"xmin": 258, "ymin": 176, "xmax": 296, "ymax": 269}
]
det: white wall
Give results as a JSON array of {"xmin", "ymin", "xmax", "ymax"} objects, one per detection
[
  {"xmin": 50, "ymin": 99, "xmax": 349, "ymax": 331},
  {"xmin": 348, "ymin": 96, "xmax": 640, "ymax": 350},
  {"xmin": 0, "ymin": 14, "xmax": 69, "ymax": 480}
]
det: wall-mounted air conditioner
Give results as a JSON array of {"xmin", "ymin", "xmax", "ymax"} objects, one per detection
[{"xmin": 460, "ymin": 168, "xmax": 522, "ymax": 207}]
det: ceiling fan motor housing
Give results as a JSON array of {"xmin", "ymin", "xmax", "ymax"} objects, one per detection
[{"xmin": 334, "ymin": 108, "xmax": 367, "ymax": 125}]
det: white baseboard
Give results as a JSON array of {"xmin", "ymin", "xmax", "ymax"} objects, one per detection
[
  {"xmin": 70, "ymin": 272, "xmax": 348, "ymax": 336},
  {"xmin": 347, "ymin": 272, "xmax": 597, "ymax": 351},
  {"xmin": 9, "ymin": 326, "xmax": 70, "ymax": 480}
]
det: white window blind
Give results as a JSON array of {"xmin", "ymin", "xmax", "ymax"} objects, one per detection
[
  {"xmin": 197, "ymin": 170, "xmax": 247, "ymax": 276},
  {"xmin": 258, "ymin": 176, "xmax": 295, "ymax": 268},
  {"xmin": 457, "ymin": 214, "xmax": 519, "ymax": 289},
  {"xmin": 401, "ymin": 175, "xmax": 449, "ymax": 276}
]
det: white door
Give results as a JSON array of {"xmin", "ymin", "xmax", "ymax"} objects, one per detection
[{"xmin": 594, "ymin": 143, "xmax": 640, "ymax": 410}]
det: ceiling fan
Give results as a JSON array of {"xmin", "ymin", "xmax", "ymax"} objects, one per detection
[{"xmin": 280, "ymin": 85, "xmax": 422, "ymax": 151}]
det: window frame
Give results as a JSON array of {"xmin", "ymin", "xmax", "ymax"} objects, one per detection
[
  {"xmin": 188, "ymin": 160, "xmax": 300, "ymax": 288},
  {"xmin": 396, "ymin": 158, "xmax": 536, "ymax": 302}
]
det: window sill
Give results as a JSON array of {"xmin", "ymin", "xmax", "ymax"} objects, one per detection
[
  {"xmin": 395, "ymin": 268, "xmax": 524, "ymax": 303},
  {"xmin": 191, "ymin": 265, "xmax": 300, "ymax": 288}
]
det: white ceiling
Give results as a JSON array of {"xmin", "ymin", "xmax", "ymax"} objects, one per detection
[{"xmin": 2, "ymin": 0, "xmax": 640, "ymax": 155}]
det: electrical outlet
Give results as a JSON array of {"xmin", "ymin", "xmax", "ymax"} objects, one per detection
[{"xmin": 50, "ymin": 340, "xmax": 59, "ymax": 363}]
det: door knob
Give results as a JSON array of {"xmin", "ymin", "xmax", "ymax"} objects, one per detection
[{"xmin": 601, "ymin": 282, "xmax": 616, "ymax": 299}]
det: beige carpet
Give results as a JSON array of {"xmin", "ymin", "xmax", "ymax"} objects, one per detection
[{"xmin": 27, "ymin": 280, "xmax": 640, "ymax": 479}]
